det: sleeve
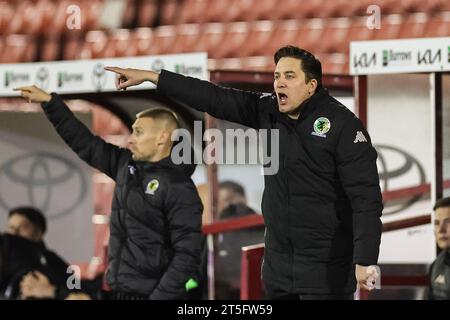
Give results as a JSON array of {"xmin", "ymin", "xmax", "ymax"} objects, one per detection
[
  {"xmin": 157, "ymin": 69, "xmax": 262, "ymax": 129},
  {"xmin": 335, "ymin": 116, "xmax": 383, "ymax": 266},
  {"xmin": 41, "ymin": 93, "xmax": 130, "ymax": 180},
  {"xmin": 149, "ymin": 181, "xmax": 203, "ymax": 300}
]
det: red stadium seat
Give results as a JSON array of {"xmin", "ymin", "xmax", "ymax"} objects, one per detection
[
  {"xmin": 130, "ymin": 27, "xmax": 154, "ymax": 56},
  {"xmin": 79, "ymin": 30, "xmax": 109, "ymax": 59},
  {"xmin": 150, "ymin": 25, "xmax": 177, "ymax": 55},
  {"xmin": 41, "ymin": 35, "xmax": 61, "ymax": 61},
  {"xmin": 194, "ymin": 23, "xmax": 226, "ymax": 56},
  {"xmin": 263, "ymin": 20, "xmax": 302, "ymax": 56},
  {"xmin": 0, "ymin": 2, "xmax": 14, "ymax": 35},
  {"xmin": 62, "ymin": 35, "xmax": 83, "ymax": 60},
  {"xmin": 171, "ymin": 24, "xmax": 202, "ymax": 53},
  {"xmin": 374, "ymin": 15, "xmax": 404, "ymax": 40},
  {"xmin": 104, "ymin": 29, "xmax": 135, "ymax": 57},
  {"xmin": 345, "ymin": 17, "xmax": 377, "ymax": 53},
  {"xmin": 398, "ymin": 13, "xmax": 429, "ymax": 39},
  {"xmin": 239, "ymin": 20, "xmax": 275, "ymax": 57},
  {"xmin": 122, "ymin": 0, "xmax": 137, "ymax": 28},
  {"xmin": 316, "ymin": 18, "xmax": 351, "ymax": 54},
  {"xmin": 137, "ymin": 0, "xmax": 158, "ymax": 27},
  {"xmin": 0, "ymin": 34, "xmax": 36, "ymax": 63},
  {"xmin": 160, "ymin": 0, "xmax": 181, "ymax": 25},
  {"xmin": 177, "ymin": 0, "xmax": 208, "ymax": 24},
  {"xmin": 319, "ymin": 53, "xmax": 348, "ymax": 75},
  {"xmin": 211, "ymin": 22, "xmax": 250, "ymax": 59},
  {"xmin": 241, "ymin": 56, "xmax": 274, "ymax": 71},
  {"xmin": 294, "ymin": 18, "xmax": 325, "ymax": 53},
  {"xmin": 425, "ymin": 12, "xmax": 450, "ymax": 37},
  {"xmin": 242, "ymin": 0, "xmax": 277, "ymax": 21},
  {"xmin": 36, "ymin": 0, "xmax": 58, "ymax": 35}
]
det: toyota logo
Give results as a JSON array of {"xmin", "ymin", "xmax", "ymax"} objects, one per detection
[{"xmin": 0, "ymin": 152, "xmax": 87, "ymax": 220}]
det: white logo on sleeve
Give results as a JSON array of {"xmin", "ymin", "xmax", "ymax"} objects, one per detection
[
  {"xmin": 434, "ymin": 274, "xmax": 446, "ymax": 285},
  {"xmin": 353, "ymin": 131, "xmax": 367, "ymax": 143}
]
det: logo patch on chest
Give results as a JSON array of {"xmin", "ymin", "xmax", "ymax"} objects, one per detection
[
  {"xmin": 145, "ymin": 179, "xmax": 159, "ymax": 195},
  {"xmin": 312, "ymin": 117, "xmax": 331, "ymax": 138}
]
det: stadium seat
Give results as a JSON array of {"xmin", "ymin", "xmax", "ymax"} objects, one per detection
[
  {"xmin": 104, "ymin": 29, "xmax": 135, "ymax": 57},
  {"xmin": 79, "ymin": 30, "xmax": 109, "ymax": 59},
  {"xmin": 62, "ymin": 34, "xmax": 83, "ymax": 60},
  {"xmin": 374, "ymin": 15, "xmax": 404, "ymax": 40},
  {"xmin": 177, "ymin": 0, "xmax": 208, "ymax": 24},
  {"xmin": 242, "ymin": 0, "xmax": 277, "ymax": 21},
  {"xmin": 239, "ymin": 20, "xmax": 275, "ymax": 57},
  {"xmin": 150, "ymin": 25, "xmax": 177, "ymax": 55},
  {"xmin": 263, "ymin": 20, "xmax": 302, "ymax": 57},
  {"xmin": 241, "ymin": 56, "xmax": 274, "ymax": 71},
  {"xmin": 345, "ymin": 17, "xmax": 377, "ymax": 53},
  {"xmin": 130, "ymin": 27, "xmax": 154, "ymax": 56},
  {"xmin": 160, "ymin": 0, "xmax": 181, "ymax": 25},
  {"xmin": 211, "ymin": 22, "xmax": 250, "ymax": 59},
  {"xmin": 316, "ymin": 18, "xmax": 351, "ymax": 54},
  {"xmin": 193, "ymin": 23, "xmax": 226, "ymax": 56},
  {"xmin": 294, "ymin": 18, "xmax": 325, "ymax": 53},
  {"xmin": 425, "ymin": 12, "xmax": 450, "ymax": 37},
  {"xmin": 319, "ymin": 53, "xmax": 348, "ymax": 75},
  {"xmin": 0, "ymin": 2, "xmax": 14, "ymax": 35},
  {"xmin": 398, "ymin": 13, "xmax": 429, "ymax": 39},
  {"xmin": 171, "ymin": 24, "xmax": 201, "ymax": 53},
  {"xmin": 0, "ymin": 34, "xmax": 36, "ymax": 63},
  {"xmin": 41, "ymin": 35, "xmax": 61, "ymax": 61},
  {"xmin": 122, "ymin": 0, "xmax": 137, "ymax": 28},
  {"xmin": 137, "ymin": 0, "xmax": 158, "ymax": 27}
]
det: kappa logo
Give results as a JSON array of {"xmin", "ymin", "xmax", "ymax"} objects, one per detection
[
  {"xmin": 145, "ymin": 179, "xmax": 159, "ymax": 195},
  {"xmin": 434, "ymin": 274, "xmax": 446, "ymax": 285},
  {"xmin": 354, "ymin": 131, "xmax": 367, "ymax": 143}
]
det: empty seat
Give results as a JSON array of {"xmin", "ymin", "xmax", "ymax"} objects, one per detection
[
  {"xmin": 137, "ymin": 0, "xmax": 158, "ymax": 27},
  {"xmin": 242, "ymin": 0, "xmax": 277, "ymax": 21},
  {"xmin": 130, "ymin": 27, "xmax": 154, "ymax": 56},
  {"xmin": 0, "ymin": 2, "xmax": 14, "ymax": 35},
  {"xmin": 41, "ymin": 35, "xmax": 61, "ymax": 61},
  {"xmin": 425, "ymin": 12, "xmax": 450, "ymax": 37},
  {"xmin": 150, "ymin": 25, "xmax": 177, "ymax": 55},
  {"xmin": 62, "ymin": 34, "xmax": 83, "ymax": 60},
  {"xmin": 0, "ymin": 34, "xmax": 36, "ymax": 63},
  {"xmin": 374, "ymin": 15, "xmax": 404, "ymax": 39},
  {"xmin": 160, "ymin": 0, "xmax": 181, "ymax": 25},
  {"xmin": 171, "ymin": 24, "xmax": 201, "ymax": 53},
  {"xmin": 194, "ymin": 23, "xmax": 226, "ymax": 56},
  {"xmin": 239, "ymin": 20, "xmax": 275, "ymax": 57},
  {"xmin": 79, "ymin": 30, "xmax": 109, "ymax": 59},
  {"xmin": 345, "ymin": 17, "xmax": 377, "ymax": 53},
  {"xmin": 121, "ymin": 0, "xmax": 137, "ymax": 28},
  {"xmin": 103, "ymin": 29, "xmax": 135, "ymax": 57},
  {"xmin": 241, "ymin": 56, "xmax": 274, "ymax": 71},
  {"xmin": 211, "ymin": 22, "xmax": 250, "ymax": 58},
  {"xmin": 398, "ymin": 13, "xmax": 429, "ymax": 38},
  {"xmin": 263, "ymin": 20, "xmax": 302, "ymax": 56},
  {"xmin": 294, "ymin": 18, "xmax": 325, "ymax": 53},
  {"xmin": 316, "ymin": 18, "xmax": 351, "ymax": 54},
  {"xmin": 319, "ymin": 53, "xmax": 348, "ymax": 75},
  {"xmin": 177, "ymin": 0, "xmax": 208, "ymax": 24}
]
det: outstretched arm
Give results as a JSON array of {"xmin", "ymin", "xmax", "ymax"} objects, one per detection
[
  {"xmin": 14, "ymin": 86, "xmax": 129, "ymax": 180},
  {"xmin": 105, "ymin": 67, "xmax": 262, "ymax": 129}
]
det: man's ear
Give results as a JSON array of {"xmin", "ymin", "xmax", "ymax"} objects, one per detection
[
  {"xmin": 309, "ymin": 79, "xmax": 318, "ymax": 94},
  {"xmin": 158, "ymin": 131, "xmax": 171, "ymax": 145}
]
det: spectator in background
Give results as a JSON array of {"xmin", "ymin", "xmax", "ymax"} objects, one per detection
[
  {"xmin": 215, "ymin": 181, "xmax": 264, "ymax": 300},
  {"xmin": 428, "ymin": 197, "xmax": 450, "ymax": 300},
  {"xmin": 1, "ymin": 207, "xmax": 69, "ymax": 299}
]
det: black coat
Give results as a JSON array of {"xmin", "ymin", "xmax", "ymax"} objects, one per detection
[
  {"xmin": 157, "ymin": 70, "xmax": 383, "ymax": 296},
  {"xmin": 0, "ymin": 234, "xmax": 68, "ymax": 299},
  {"xmin": 41, "ymin": 94, "xmax": 203, "ymax": 299}
]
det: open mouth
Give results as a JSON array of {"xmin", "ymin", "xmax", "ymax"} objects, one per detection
[{"xmin": 278, "ymin": 92, "xmax": 288, "ymax": 105}]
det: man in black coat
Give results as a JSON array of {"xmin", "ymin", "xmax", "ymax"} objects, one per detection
[
  {"xmin": 13, "ymin": 86, "xmax": 203, "ymax": 300},
  {"xmin": 106, "ymin": 45, "xmax": 382, "ymax": 299},
  {"xmin": 1, "ymin": 207, "xmax": 69, "ymax": 299},
  {"xmin": 428, "ymin": 197, "xmax": 450, "ymax": 300}
]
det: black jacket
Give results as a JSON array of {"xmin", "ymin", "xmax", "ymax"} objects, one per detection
[
  {"xmin": 41, "ymin": 94, "xmax": 203, "ymax": 299},
  {"xmin": 0, "ymin": 234, "xmax": 68, "ymax": 299},
  {"xmin": 428, "ymin": 250, "xmax": 450, "ymax": 300},
  {"xmin": 157, "ymin": 70, "xmax": 383, "ymax": 295}
]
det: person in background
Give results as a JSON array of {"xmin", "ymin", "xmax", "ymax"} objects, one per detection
[{"xmin": 428, "ymin": 197, "xmax": 450, "ymax": 300}]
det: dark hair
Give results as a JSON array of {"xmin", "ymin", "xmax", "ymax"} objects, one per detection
[
  {"xmin": 8, "ymin": 206, "xmax": 47, "ymax": 234},
  {"xmin": 219, "ymin": 181, "xmax": 246, "ymax": 198},
  {"xmin": 274, "ymin": 45, "xmax": 322, "ymax": 90},
  {"xmin": 136, "ymin": 107, "xmax": 180, "ymax": 129},
  {"xmin": 434, "ymin": 197, "xmax": 450, "ymax": 211}
]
